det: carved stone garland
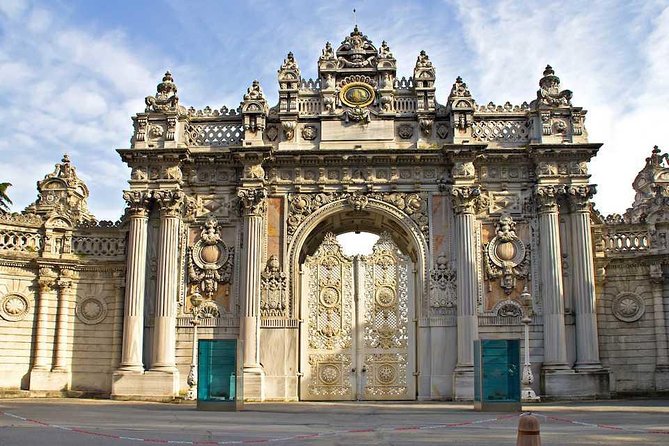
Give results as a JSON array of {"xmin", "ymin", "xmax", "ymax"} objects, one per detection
[
  {"xmin": 483, "ymin": 213, "xmax": 529, "ymax": 294},
  {"xmin": 260, "ymin": 255, "xmax": 287, "ymax": 318},
  {"xmin": 188, "ymin": 217, "xmax": 234, "ymax": 300},
  {"xmin": 429, "ymin": 255, "xmax": 456, "ymax": 315}
]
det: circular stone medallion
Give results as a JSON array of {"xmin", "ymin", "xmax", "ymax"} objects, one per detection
[
  {"xmin": 76, "ymin": 297, "xmax": 108, "ymax": 325},
  {"xmin": 0, "ymin": 294, "xmax": 30, "ymax": 322},
  {"xmin": 612, "ymin": 292, "xmax": 645, "ymax": 323},
  {"xmin": 340, "ymin": 82, "xmax": 375, "ymax": 108}
]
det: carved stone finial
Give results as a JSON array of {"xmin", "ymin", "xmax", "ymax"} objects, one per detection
[
  {"xmin": 449, "ymin": 76, "xmax": 471, "ymax": 99},
  {"xmin": 536, "ymin": 64, "xmax": 572, "ymax": 107},
  {"xmin": 145, "ymin": 71, "xmax": 181, "ymax": 113}
]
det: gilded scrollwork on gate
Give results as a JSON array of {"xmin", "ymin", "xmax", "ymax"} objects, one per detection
[
  {"xmin": 361, "ymin": 233, "xmax": 411, "ymax": 399},
  {"xmin": 303, "ymin": 232, "xmax": 355, "ymax": 400}
]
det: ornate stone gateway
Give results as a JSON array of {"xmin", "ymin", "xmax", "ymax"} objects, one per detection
[{"xmin": 301, "ymin": 233, "xmax": 415, "ymax": 401}]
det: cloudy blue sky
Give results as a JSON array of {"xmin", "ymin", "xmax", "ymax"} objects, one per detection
[{"xmin": 0, "ymin": 0, "xmax": 667, "ymax": 221}]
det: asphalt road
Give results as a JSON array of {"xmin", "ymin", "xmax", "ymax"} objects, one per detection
[{"xmin": 0, "ymin": 398, "xmax": 668, "ymax": 445}]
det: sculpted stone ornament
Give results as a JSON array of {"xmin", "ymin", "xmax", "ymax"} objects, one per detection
[
  {"xmin": 484, "ymin": 214, "xmax": 529, "ymax": 294},
  {"xmin": 260, "ymin": 255, "xmax": 287, "ymax": 317},
  {"xmin": 238, "ymin": 187, "xmax": 267, "ymax": 216},
  {"xmin": 566, "ymin": 184, "xmax": 596, "ymax": 212},
  {"xmin": 429, "ymin": 256, "xmax": 456, "ymax": 315},
  {"xmin": 536, "ymin": 65, "xmax": 573, "ymax": 107},
  {"xmin": 145, "ymin": 71, "xmax": 184, "ymax": 114},
  {"xmin": 450, "ymin": 186, "xmax": 482, "ymax": 215},
  {"xmin": 188, "ymin": 217, "xmax": 233, "ymax": 299},
  {"xmin": 336, "ymin": 25, "xmax": 377, "ymax": 68},
  {"xmin": 25, "ymin": 154, "xmax": 95, "ymax": 224},
  {"xmin": 534, "ymin": 184, "xmax": 564, "ymax": 213},
  {"xmin": 154, "ymin": 189, "xmax": 185, "ymax": 218}
]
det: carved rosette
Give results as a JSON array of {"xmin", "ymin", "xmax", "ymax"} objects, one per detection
[
  {"xmin": 429, "ymin": 256, "xmax": 456, "ymax": 315},
  {"xmin": 238, "ymin": 187, "xmax": 267, "ymax": 217},
  {"xmin": 188, "ymin": 217, "xmax": 233, "ymax": 299},
  {"xmin": 450, "ymin": 186, "xmax": 482, "ymax": 214},
  {"xmin": 484, "ymin": 214, "xmax": 529, "ymax": 295},
  {"xmin": 534, "ymin": 185, "xmax": 563, "ymax": 214},
  {"xmin": 565, "ymin": 184, "xmax": 596, "ymax": 213},
  {"xmin": 260, "ymin": 255, "xmax": 287, "ymax": 318},
  {"xmin": 154, "ymin": 189, "xmax": 185, "ymax": 218},
  {"xmin": 0, "ymin": 293, "xmax": 31, "ymax": 322}
]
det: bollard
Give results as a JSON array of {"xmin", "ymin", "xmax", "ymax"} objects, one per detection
[{"xmin": 516, "ymin": 414, "xmax": 541, "ymax": 446}]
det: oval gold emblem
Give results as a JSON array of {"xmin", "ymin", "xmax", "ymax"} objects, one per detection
[{"xmin": 340, "ymin": 82, "xmax": 375, "ymax": 108}]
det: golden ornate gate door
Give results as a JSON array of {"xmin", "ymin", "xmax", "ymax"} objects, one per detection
[{"xmin": 300, "ymin": 232, "xmax": 415, "ymax": 401}]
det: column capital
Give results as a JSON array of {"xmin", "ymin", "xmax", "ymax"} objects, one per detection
[
  {"xmin": 123, "ymin": 190, "xmax": 152, "ymax": 217},
  {"xmin": 238, "ymin": 187, "xmax": 267, "ymax": 217},
  {"xmin": 154, "ymin": 189, "xmax": 185, "ymax": 218},
  {"xmin": 565, "ymin": 184, "xmax": 596, "ymax": 213},
  {"xmin": 450, "ymin": 186, "xmax": 481, "ymax": 215},
  {"xmin": 534, "ymin": 184, "xmax": 564, "ymax": 214}
]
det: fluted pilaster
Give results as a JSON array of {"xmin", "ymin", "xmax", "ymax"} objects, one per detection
[
  {"xmin": 566, "ymin": 185, "xmax": 602, "ymax": 369},
  {"xmin": 451, "ymin": 186, "xmax": 480, "ymax": 370},
  {"xmin": 52, "ymin": 273, "xmax": 73, "ymax": 372},
  {"xmin": 535, "ymin": 185, "xmax": 568, "ymax": 369},
  {"xmin": 238, "ymin": 187, "xmax": 267, "ymax": 370},
  {"xmin": 118, "ymin": 191, "xmax": 150, "ymax": 372},
  {"xmin": 151, "ymin": 190, "xmax": 183, "ymax": 372},
  {"xmin": 32, "ymin": 269, "xmax": 56, "ymax": 371}
]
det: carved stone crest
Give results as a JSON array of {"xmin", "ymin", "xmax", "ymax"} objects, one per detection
[
  {"xmin": 188, "ymin": 218, "xmax": 234, "ymax": 298},
  {"xmin": 484, "ymin": 214, "xmax": 529, "ymax": 294}
]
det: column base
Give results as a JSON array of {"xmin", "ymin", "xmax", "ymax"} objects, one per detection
[
  {"xmin": 453, "ymin": 368, "xmax": 474, "ymax": 401},
  {"xmin": 541, "ymin": 367, "xmax": 610, "ymax": 400},
  {"xmin": 242, "ymin": 366, "xmax": 265, "ymax": 402},
  {"xmin": 655, "ymin": 365, "xmax": 669, "ymax": 392},
  {"xmin": 29, "ymin": 368, "xmax": 69, "ymax": 392},
  {"xmin": 111, "ymin": 369, "xmax": 180, "ymax": 401}
]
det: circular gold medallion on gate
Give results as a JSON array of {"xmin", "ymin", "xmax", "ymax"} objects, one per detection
[{"xmin": 340, "ymin": 82, "xmax": 375, "ymax": 108}]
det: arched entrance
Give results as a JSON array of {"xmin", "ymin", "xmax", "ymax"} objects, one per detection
[{"xmin": 288, "ymin": 199, "xmax": 427, "ymax": 401}]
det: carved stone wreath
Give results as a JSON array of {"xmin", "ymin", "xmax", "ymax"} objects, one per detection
[
  {"xmin": 612, "ymin": 292, "xmax": 645, "ymax": 322},
  {"xmin": 0, "ymin": 293, "xmax": 30, "ymax": 322},
  {"xmin": 75, "ymin": 296, "xmax": 108, "ymax": 325}
]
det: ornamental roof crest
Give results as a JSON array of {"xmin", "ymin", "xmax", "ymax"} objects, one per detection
[{"xmin": 336, "ymin": 25, "xmax": 377, "ymax": 69}]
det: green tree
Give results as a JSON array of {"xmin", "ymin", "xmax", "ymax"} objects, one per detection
[{"xmin": 0, "ymin": 182, "xmax": 12, "ymax": 214}]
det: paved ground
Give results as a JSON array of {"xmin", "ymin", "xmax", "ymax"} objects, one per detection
[{"xmin": 0, "ymin": 398, "xmax": 668, "ymax": 445}]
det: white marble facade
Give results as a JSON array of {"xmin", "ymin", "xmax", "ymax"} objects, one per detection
[{"xmin": 0, "ymin": 28, "xmax": 667, "ymax": 401}]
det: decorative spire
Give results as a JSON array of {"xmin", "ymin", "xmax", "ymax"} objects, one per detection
[{"xmin": 536, "ymin": 64, "xmax": 572, "ymax": 107}]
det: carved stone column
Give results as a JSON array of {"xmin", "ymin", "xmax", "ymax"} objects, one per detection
[
  {"xmin": 450, "ymin": 186, "xmax": 480, "ymax": 400},
  {"xmin": 52, "ymin": 271, "xmax": 74, "ymax": 372},
  {"xmin": 650, "ymin": 264, "xmax": 669, "ymax": 390},
  {"xmin": 118, "ymin": 191, "xmax": 150, "ymax": 373},
  {"xmin": 32, "ymin": 268, "xmax": 56, "ymax": 371},
  {"xmin": 535, "ymin": 185, "xmax": 569, "ymax": 370},
  {"xmin": 238, "ymin": 187, "xmax": 267, "ymax": 399},
  {"xmin": 566, "ymin": 185, "xmax": 602, "ymax": 369},
  {"xmin": 151, "ymin": 190, "xmax": 184, "ymax": 373}
]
